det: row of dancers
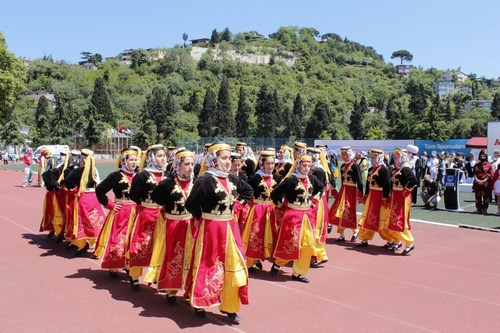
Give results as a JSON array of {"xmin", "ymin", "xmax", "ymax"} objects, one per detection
[{"xmin": 38, "ymin": 141, "xmax": 417, "ymax": 323}]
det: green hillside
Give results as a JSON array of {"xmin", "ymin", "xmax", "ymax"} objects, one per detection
[{"xmin": 2, "ymin": 26, "xmax": 500, "ymax": 150}]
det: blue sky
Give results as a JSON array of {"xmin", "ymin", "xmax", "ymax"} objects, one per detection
[{"xmin": 2, "ymin": 0, "xmax": 499, "ymax": 78}]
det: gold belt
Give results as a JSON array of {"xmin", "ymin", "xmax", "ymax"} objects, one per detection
[
  {"xmin": 83, "ymin": 188, "xmax": 95, "ymax": 192},
  {"xmin": 201, "ymin": 213, "xmax": 233, "ymax": 221},
  {"xmin": 253, "ymin": 199, "xmax": 272, "ymax": 205},
  {"xmin": 287, "ymin": 203, "xmax": 310, "ymax": 211},
  {"xmin": 370, "ymin": 187, "xmax": 383, "ymax": 191},
  {"xmin": 164, "ymin": 213, "xmax": 193, "ymax": 220},
  {"xmin": 343, "ymin": 182, "xmax": 357, "ymax": 187},
  {"xmin": 115, "ymin": 199, "xmax": 135, "ymax": 204},
  {"xmin": 140, "ymin": 202, "xmax": 161, "ymax": 209}
]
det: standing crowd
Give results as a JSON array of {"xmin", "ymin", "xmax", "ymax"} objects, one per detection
[{"xmin": 33, "ymin": 141, "xmax": 497, "ymax": 324}]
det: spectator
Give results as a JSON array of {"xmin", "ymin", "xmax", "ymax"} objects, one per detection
[
  {"xmin": 465, "ymin": 153, "xmax": 476, "ymax": 183},
  {"xmin": 2, "ymin": 151, "xmax": 9, "ymax": 165},
  {"xmin": 421, "ymin": 175, "xmax": 440, "ymax": 210}
]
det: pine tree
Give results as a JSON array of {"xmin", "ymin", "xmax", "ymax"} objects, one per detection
[
  {"xmin": 236, "ymin": 87, "xmax": 251, "ymax": 137},
  {"xmin": 133, "ymin": 105, "xmax": 154, "ymax": 149},
  {"xmin": 349, "ymin": 99, "xmax": 364, "ymax": 139},
  {"xmin": 214, "ymin": 76, "xmax": 234, "ymax": 137},
  {"xmin": 145, "ymin": 85, "xmax": 176, "ymax": 144},
  {"xmin": 210, "ymin": 29, "xmax": 219, "ymax": 46},
  {"xmin": 198, "ymin": 89, "xmax": 216, "ymax": 137},
  {"xmin": 186, "ymin": 91, "xmax": 201, "ymax": 115},
  {"xmin": 160, "ymin": 90, "xmax": 177, "ymax": 144},
  {"xmin": 91, "ymin": 77, "xmax": 115, "ymax": 126},
  {"xmin": 33, "ymin": 96, "xmax": 52, "ymax": 146},
  {"xmin": 255, "ymin": 85, "xmax": 277, "ymax": 138},
  {"xmin": 491, "ymin": 93, "xmax": 500, "ymax": 120},
  {"xmin": 85, "ymin": 104, "xmax": 101, "ymax": 148},
  {"xmin": 407, "ymin": 81, "xmax": 427, "ymax": 117},
  {"xmin": 221, "ymin": 27, "xmax": 232, "ymax": 42},
  {"xmin": 305, "ymin": 100, "xmax": 330, "ymax": 138},
  {"xmin": 51, "ymin": 97, "xmax": 72, "ymax": 144}
]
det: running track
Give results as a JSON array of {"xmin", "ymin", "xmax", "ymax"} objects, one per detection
[{"xmin": 1, "ymin": 169, "xmax": 499, "ymax": 333}]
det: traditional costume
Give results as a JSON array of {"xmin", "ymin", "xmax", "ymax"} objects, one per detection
[
  {"xmin": 236, "ymin": 142, "xmax": 256, "ymax": 177},
  {"xmin": 127, "ymin": 144, "xmax": 168, "ymax": 290},
  {"xmin": 356, "ymin": 149, "xmax": 392, "ymax": 248},
  {"xmin": 64, "ymin": 149, "xmax": 105, "ymax": 255},
  {"xmin": 270, "ymin": 155, "xmax": 324, "ymax": 283},
  {"xmin": 95, "ymin": 147, "xmax": 140, "ymax": 277},
  {"xmin": 275, "ymin": 145, "xmax": 293, "ymax": 178},
  {"xmin": 241, "ymin": 151, "xmax": 281, "ymax": 271},
  {"xmin": 328, "ymin": 147, "xmax": 363, "ymax": 242},
  {"xmin": 21, "ymin": 148, "xmax": 33, "ymax": 187},
  {"xmin": 473, "ymin": 149, "xmax": 494, "ymax": 214},
  {"xmin": 39, "ymin": 149, "xmax": 62, "ymax": 237},
  {"xmin": 184, "ymin": 143, "xmax": 253, "ymax": 322},
  {"xmin": 150, "ymin": 149, "xmax": 196, "ymax": 305},
  {"xmin": 386, "ymin": 148, "xmax": 419, "ymax": 254},
  {"xmin": 307, "ymin": 147, "xmax": 330, "ymax": 267}
]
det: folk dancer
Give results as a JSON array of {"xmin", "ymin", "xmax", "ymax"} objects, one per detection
[
  {"xmin": 356, "ymin": 149, "xmax": 392, "ymax": 248},
  {"xmin": 64, "ymin": 149, "xmax": 105, "ymax": 255},
  {"xmin": 406, "ymin": 144, "xmax": 422, "ymax": 205},
  {"xmin": 39, "ymin": 149, "xmax": 62, "ymax": 238},
  {"xmin": 127, "ymin": 144, "xmax": 168, "ymax": 290},
  {"xmin": 241, "ymin": 150, "xmax": 281, "ymax": 272},
  {"xmin": 150, "ymin": 149, "xmax": 196, "ymax": 305},
  {"xmin": 184, "ymin": 143, "xmax": 253, "ymax": 322},
  {"xmin": 328, "ymin": 146, "xmax": 363, "ymax": 242},
  {"xmin": 95, "ymin": 147, "xmax": 140, "ymax": 277},
  {"xmin": 386, "ymin": 148, "xmax": 419, "ymax": 255},
  {"xmin": 270, "ymin": 155, "xmax": 324, "ymax": 283},
  {"xmin": 275, "ymin": 145, "xmax": 293, "ymax": 177},
  {"xmin": 307, "ymin": 147, "xmax": 330, "ymax": 267}
]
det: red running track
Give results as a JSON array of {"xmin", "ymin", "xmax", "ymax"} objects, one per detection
[{"xmin": 1, "ymin": 169, "xmax": 499, "ymax": 333}]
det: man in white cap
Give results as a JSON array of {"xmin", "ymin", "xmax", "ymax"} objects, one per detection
[{"xmin": 407, "ymin": 144, "xmax": 421, "ymax": 204}]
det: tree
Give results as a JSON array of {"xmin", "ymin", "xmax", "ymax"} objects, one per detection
[
  {"xmin": 214, "ymin": 76, "xmax": 234, "ymax": 137},
  {"xmin": 33, "ymin": 96, "xmax": 52, "ymax": 146},
  {"xmin": 130, "ymin": 49, "xmax": 151, "ymax": 69},
  {"xmin": 491, "ymin": 93, "xmax": 500, "ymax": 120},
  {"xmin": 182, "ymin": 32, "xmax": 189, "ymax": 47},
  {"xmin": 235, "ymin": 87, "xmax": 251, "ymax": 137},
  {"xmin": 91, "ymin": 77, "xmax": 115, "ymax": 125},
  {"xmin": 145, "ymin": 85, "xmax": 176, "ymax": 144},
  {"xmin": 79, "ymin": 51, "xmax": 102, "ymax": 65},
  {"xmin": 0, "ymin": 112, "xmax": 26, "ymax": 153},
  {"xmin": 221, "ymin": 27, "xmax": 232, "ymax": 42},
  {"xmin": 186, "ymin": 91, "xmax": 201, "ymax": 115},
  {"xmin": 305, "ymin": 100, "xmax": 330, "ymax": 138},
  {"xmin": 407, "ymin": 81, "xmax": 427, "ymax": 117},
  {"xmin": 255, "ymin": 85, "xmax": 278, "ymax": 138},
  {"xmin": 0, "ymin": 32, "xmax": 27, "ymax": 120},
  {"xmin": 391, "ymin": 50, "xmax": 413, "ymax": 64},
  {"xmin": 210, "ymin": 29, "xmax": 220, "ymax": 46},
  {"xmin": 349, "ymin": 99, "xmax": 364, "ymax": 140},
  {"xmin": 84, "ymin": 104, "xmax": 101, "ymax": 148},
  {"xmin": 198, "ymin": 89, "xmax": 217, "ymax": 137},
  {"xmin": 51, "ymin": 97, "xmax": 72, "ymax": 144},
  {"xmin": 285, "ymin": 93, "xmax": 304, "ymax": 138}
]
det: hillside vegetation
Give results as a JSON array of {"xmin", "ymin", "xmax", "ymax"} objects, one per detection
[{"xmin": 2, "ymin": 26, "xmax": 500, "ymax": 150}]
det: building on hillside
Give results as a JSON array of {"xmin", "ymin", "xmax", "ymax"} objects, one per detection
[
  {"xmin": 147, "ymin": 48, "xmax": 166, "ymax": 61},
  {"xmin": 464, "ymin": 99, "xmax": 492, "ymax": 111},
  {"xmin": 190, "ymin": 38, "xmax": 210, "ymax": 46},
  {"xmin": 434, "ymin": 80, "xmax": 455, "ymax": 98},
  {"xmin": 457, "ymin": 86, "xmax": 473, "ymax": 95},
  {"xmin": 26, "ymin": 90, "xmax": 57, "ymax": 108},
  {"xmin": 120, "ymin": 49, "xmax": 134, "ymax": 65},
  {"xmin": 455, "ymin": 71, "xmax": 468, "ymax": 82},
  {"xmin": 81, "ymin": 62, "xmax": 98, "ymax": 70},
  {"xmin": 395, "ymin": 64, "xmax": 412, "ymax": 77}
]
